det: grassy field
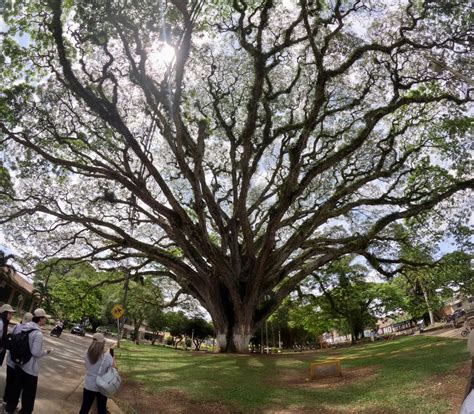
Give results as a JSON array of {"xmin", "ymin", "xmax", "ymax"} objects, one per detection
[{"xmin": 115, "ymin": 335, "xmax": 470, "ymax": 413}]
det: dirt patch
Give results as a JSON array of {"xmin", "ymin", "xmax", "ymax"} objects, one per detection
[
  {"xmin": 113, "ymin": 378, "xmax": 240, "ymax": 414},
  {"xmin": 113, "ymin": 361, "xmax": 470, "ymax": 414},
  {"xmin": 421, "ymin": 360, "xmax": 471, "ymax": 414},
  {"xmin": 268, "ymin": 366, "xmax": 379, "ymax": 390},
  {"xmin": 263, "ymin": 407, "xmax": 392, "ymax": 414}
]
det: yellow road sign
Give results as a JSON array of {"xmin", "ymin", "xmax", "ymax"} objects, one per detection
[{"xmin": 111, "ymin": 304, "xmax": 125, "ymax": 319}]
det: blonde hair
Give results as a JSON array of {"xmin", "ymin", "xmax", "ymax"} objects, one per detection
[
  {"xmin": 22, "ymin": 313, "xmax": 33, "ymax": 323},
  {"xmin": 87, "ymin": 340, "xmax": 105, "ymax": 365}
]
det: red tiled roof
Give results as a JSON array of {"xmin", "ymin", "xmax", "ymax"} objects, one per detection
[{"xmin": 0, "ymin": 267, "xmax": 34, "ymax": 295}]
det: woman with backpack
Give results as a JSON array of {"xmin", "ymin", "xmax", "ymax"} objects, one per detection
[{"xmin": 79, "ymin": 333, "xmax": 117, "ymax": 414}]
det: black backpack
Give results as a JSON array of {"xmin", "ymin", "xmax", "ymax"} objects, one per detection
[{"xmin": 8, "ymin": 329, "xmax": 35, "ymax": 365}]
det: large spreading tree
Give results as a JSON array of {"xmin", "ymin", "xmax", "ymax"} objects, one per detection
[{"xmin": 0, "ymin": 0, "xmax": 472, "ymax": 351}]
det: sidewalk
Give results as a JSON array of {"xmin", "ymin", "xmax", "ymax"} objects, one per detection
[{"xmin": 420, "ymin": 326, "xmax": 466, "ymax": 339}]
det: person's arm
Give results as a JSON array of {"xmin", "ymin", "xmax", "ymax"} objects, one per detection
[
  {"xmin": 105, "ymin": 353, "xmax": 117, "ymax": 370},
  {"xmin": 29, "ymin": 332, "xmax": 50, "ymax": 358}
]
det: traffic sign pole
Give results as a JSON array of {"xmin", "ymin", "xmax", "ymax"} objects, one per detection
[
  {"xmin": 111, "ymin": 304, "xmax": 125, "ymax": 348},
  {"xmin": 117, "ymin": 317, "xmax": 121, "ymax": 348}
]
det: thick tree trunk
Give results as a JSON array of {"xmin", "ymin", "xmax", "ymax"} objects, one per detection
[
  {"xmin": 202, "ymin": 279, "xmax": 262, "ymax": 353},
  {"xmin": 216, "ymin": 324, "xmax": 254, "ymax": 353}
]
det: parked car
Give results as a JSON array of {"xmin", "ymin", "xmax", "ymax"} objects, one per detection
[
  {"xmin": 96, "ymin": 326, "xmax": 111, "ymax": 335},
  {"xmin": 450, "ymin": 309, "xmax": 474, "ymax": 328},
  {"xmin": 71, "ymin": 324, "xmax": 86, "ymax": 336},
  {"xmin": 466, "ymin": 310, "xmax": 474, "ymax": 318},
  {"xmin": 447, "ymin": 310, "xmax": 465, "ymax": 322}
]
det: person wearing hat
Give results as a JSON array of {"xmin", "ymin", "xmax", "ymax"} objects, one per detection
[
  {"xmin": 0, "ymin": 305, "xmax": 16, "ymax": 409},
  {"xmin": 3, "ymin": 310, "xmax": 30, "ymax": 405},
  {"xmin": 4, "ymin": 308, "xmax": 53, "ymax": 414},
  {"xmin": 0, "ymin": 304, "xmax": 16, "ymax": 367},
  {"xmin": 79, "ymin": 332, "xmax": 116, "ymax": 414}
]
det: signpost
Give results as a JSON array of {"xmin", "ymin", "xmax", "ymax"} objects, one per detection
[{"xmin": 112, "ymin": 304, "xmax": 125, "ymax": 348}]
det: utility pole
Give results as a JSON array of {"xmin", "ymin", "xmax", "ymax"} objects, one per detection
[{"xmin": 265, "ymin": 320, "xmax": 269, "ymax": 354}]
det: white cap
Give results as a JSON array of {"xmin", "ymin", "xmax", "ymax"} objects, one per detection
[
  {"xmin": 33, "ymin": 308, "xmax": 51, "ymax": 318},
  {"xmin": 0, "ymin": 304, "xmax": 16, "ymax": 313}
]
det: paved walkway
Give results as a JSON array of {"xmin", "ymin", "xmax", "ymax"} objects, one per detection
[
  {"xmin": 420, "ymin": 326, "xmax": 466, "ymax": 339},
  {"xmin": 0, "ymin": 329, "xmax": 122, "ymax": 414}
]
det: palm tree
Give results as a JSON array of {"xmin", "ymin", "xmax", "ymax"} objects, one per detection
[
  {"xmin": 0, "ymin": 249, "xmax": 15, "ymax": 280},
  {"xmin": 33, "ymin": 280, "xmax": 51, "ymax": 308}
]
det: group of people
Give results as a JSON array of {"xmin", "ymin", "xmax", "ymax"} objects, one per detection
[{"xmin": 0, "ymin": 303, "xmax": 117, "ymax": 414}]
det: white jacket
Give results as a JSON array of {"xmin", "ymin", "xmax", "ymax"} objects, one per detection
[{"xmin": 7, "ymin": 322, "xmax": 48, "ymax": 377}]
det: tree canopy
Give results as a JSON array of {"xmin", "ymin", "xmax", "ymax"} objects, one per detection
[{"xmin": 0, "ymin": 0, "xmax": 472, "ymax": 351}]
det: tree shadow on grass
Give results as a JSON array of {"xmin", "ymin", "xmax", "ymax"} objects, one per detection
[{"xmin": 115, "ymin": 336, "xmax": 469, "ymax": 413}]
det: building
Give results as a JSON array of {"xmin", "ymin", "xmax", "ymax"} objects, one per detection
[
  {"xmin": 0, "ymin": 267, "xmax": 39, "ymax": 313},
  {"xmin": 442, "ymin": 293, "xmax": 474, "ymax": 316}
]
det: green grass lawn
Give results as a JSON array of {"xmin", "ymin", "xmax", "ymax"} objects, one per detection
[{"xmin": 115, "ymin": 335, "xmax": 469, "ymax": 413}]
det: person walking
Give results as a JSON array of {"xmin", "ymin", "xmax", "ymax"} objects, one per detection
[
  {"xmin": 4, "ymin": 308, "xmax": 53, "ymax": 414},
  {"xmin": 79, "ymin": 333, "xmax": 116, "ymax": 414},
  {"xmin": 0, "ymin": 304, "xmax": 16, "ymax": 366},
  {"xmin": 0, "ymin": 305, "xmax": 16, "ymax": 409},
  {"xmin": 3, "ymin": 311, "xmax": 33, "ymax": 405},
  {"xmin": 21, "ymin": 313, "xmax": 33, "ymax": 324}
]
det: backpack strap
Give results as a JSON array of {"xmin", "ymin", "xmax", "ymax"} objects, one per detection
[
  {"xmin": 98, "ymin": 354, "xmax": 106, "ymax": 374},
  {"xmin": 19, "ymin": 329, "xmax": 36, "ymax": 340}
]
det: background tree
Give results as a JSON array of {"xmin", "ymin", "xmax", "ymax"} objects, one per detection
[
  {"xmin": 125, "ymin": 277, "xmax": 186, "ymax": 340},
  {"xmin": 147, "ymin": 310, "xmax": 167, "ymax": 346},
  {"xmin": 35, "ymin": 261, "xmax": 108, "ymax": 326},
  {"xmin": 434, "ymin": 251, "xmax": 473, "ymax": 297},
  {"xmin": 126, "ymin": 279, "xmax": 164, "ymax": 340},
  {"xmin": 378, "ymin": 224, "xmax": 474, "ymax": 325},
  {"xmin": 184, "ymin": 317, "xmax": 214, "ymax": 351},
  {"xmin": 165, "ymin": 311, "xmax": 189, "ymax": 349},
  {"xmin": 0, "ymin": 0, "xmax": 472, "ymax": 351},
  {"xmin": 32, "ymin": 279, "xmax": 51, "ymax": 309},
  {"xmin": 300, "ymin": 258, "xmax": 381, "ymax": 343},
  {"xmin": 267, "ymin": 301, "xmax": 319, "ymax": 349}
]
